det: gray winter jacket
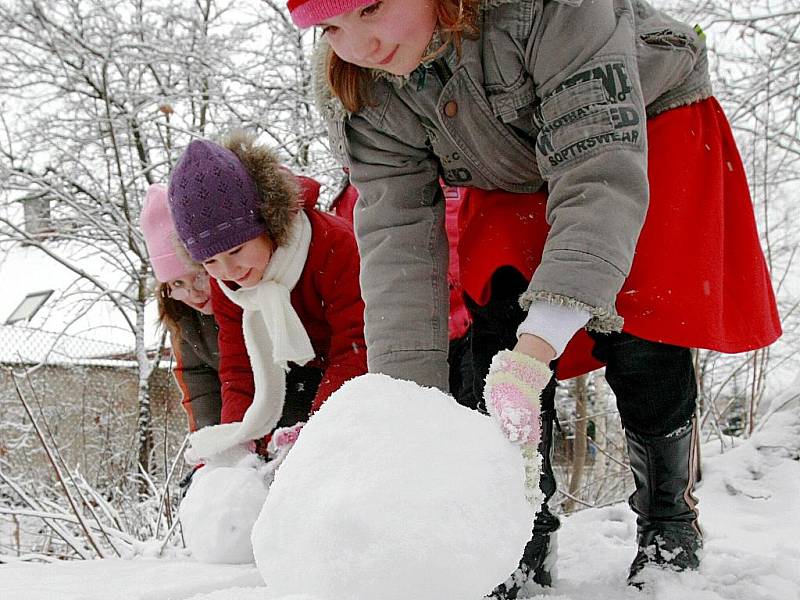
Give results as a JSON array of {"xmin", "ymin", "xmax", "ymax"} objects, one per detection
[
  {"xmin": 318, "ymin": 0, "xmax": 712, "ymax": 390},
  {"xmin": 172, "ymin": 312, "xmax": 221, "ymax": 431}
]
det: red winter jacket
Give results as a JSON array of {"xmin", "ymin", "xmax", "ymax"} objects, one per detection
[
  {"xmin": 211, "ymin": 206, "xmax": 367, "ymax": 425},
  {"xmin": 330, "ymin": 181, "xmax": 471, "ymax": 341}
]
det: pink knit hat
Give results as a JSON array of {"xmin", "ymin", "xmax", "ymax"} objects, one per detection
[
  {"xmin": 287, "ymin": 0, "xmax": 375, "ymax": 28},
  {"xmin": 140, "ymin": 183, "xmax": 193, "ymax": 282}
]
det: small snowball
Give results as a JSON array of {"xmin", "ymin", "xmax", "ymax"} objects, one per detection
[
  {"xmin": 180, "ymin": 462, "xmax": 269, "ymax": 564},
  {"xmin": 253, "ymin": 374, "xmax": 535, "ymax": 600}
]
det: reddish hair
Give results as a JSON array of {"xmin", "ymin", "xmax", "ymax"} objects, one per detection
[
  {"xmin": 156, "ymin": 281, "xmax": 195, "ymax": 340},
  {"xmin": 327, "ymin": 0, "xmax": 480, "ymax": 113}
]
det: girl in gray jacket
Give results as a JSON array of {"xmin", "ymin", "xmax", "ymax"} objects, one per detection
[
  {"xmin": 287, "ymin": 0, "xmax": 781, "ymax": 594},
  {"xmin": 141, "ymin": 183, "xmax": 222, "ymax": 433}
]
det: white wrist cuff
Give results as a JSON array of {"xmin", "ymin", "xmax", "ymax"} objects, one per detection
[{"xmin": 517, "ymin": 301, "xmax": 591, "ymax": 358}]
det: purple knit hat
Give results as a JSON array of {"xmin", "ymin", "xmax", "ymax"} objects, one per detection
[{"xmin": 168, "ymin": 139, "xmax": 267, "ymax": 262}]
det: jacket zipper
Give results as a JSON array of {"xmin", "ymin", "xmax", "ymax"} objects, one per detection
[
  {"xmin": 415, "ymin": 57, "xmax": 453, "ymax": 92},
  {"xmin": 432, "ymin": 58, "xmax": 452, "ymax": 86}
]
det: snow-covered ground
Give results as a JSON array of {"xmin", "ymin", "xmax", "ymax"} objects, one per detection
[{"xmin": 2, "ymin": 381, "xmax": 798, "ymax": 600}]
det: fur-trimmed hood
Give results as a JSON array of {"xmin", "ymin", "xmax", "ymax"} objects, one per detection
[{"xmin": 222, "ymin": 131, "xmax": 303, "ymax": 248}]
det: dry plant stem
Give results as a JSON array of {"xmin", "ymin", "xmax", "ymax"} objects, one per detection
[
  {"xmin": 21, "ymin": 369, "xmax": 123, "ymax": 557},
  {"xmin": 60, "ymin": 482, "xmax": 123, "ymax": 557},
  {"xmin": 13, "ymin": 513, "xmax": 20, "ymax": 557},
  {"xmin": 590, "ymin": 375, "xmax": 611, "ymax": 502},
  {"xmin": 586, "ymin": 439, "xmax": 629, "ymax": 470},
  {"xmin": 76, "ymin": 474, "xmax": 125, "ymax": 533},
  {"xmin": 699, "ymin": 379, "xmax": 730, "ymax": 451},
  {"xmin": 0, "ymin": 507, "xmax": 137, "ymax": 546},
  {"xmin": 703, "ymin": 356, "xmax": 758, "ymax": 429},
  {"xmin": 138, "ymin": 463, "xmax": 159, "ymax": 499},
  {"xmin": 749, "ymin": 348, "xmax": 769, "ymax": 436},
  {"xmin": 559, "ymin": 487, "xmax": 636, "ymax": 514},
  {"xmin": 39, "ymin": 491, "xmax": 130, "ymax": 556},
  {"xmin": 568, "ymin": 470, "xmax": 629, "ymax": 497},
  {"xmin": 566, "ymin": 375, "xmax": 588, "ymax": 512},
  {"xmin": 157, "ymin": 512, "xmax": 185, "ymax": 557},
  {"xmin": 559, "ymin": 488, "xmax": 595, "ymax": 511},
  {"xmin": 137, "ymin": 463, "xmax": 160, "ymax": 538},
  {"xmin": 159, "ymin": 351, "xmax": 175, "ymax": 533},
  {"xmin": 11, "ymin": 373, "xmax": 106, "ymax": 558},
  {"xmin": 757, "ymin": 391, "xmax": 800, "ymax": 432},
  {"xmin": 0, "ymin": 469, "xmax": 90, "ymax": 559},
  {"xmin": 154, "ymin": 434, "xmax": 189, "ymax": 537}
]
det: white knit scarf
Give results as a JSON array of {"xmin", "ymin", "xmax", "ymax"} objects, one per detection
[{"xmin": 184, "ymin": 211, "xmax": 314, "ymax": 464}]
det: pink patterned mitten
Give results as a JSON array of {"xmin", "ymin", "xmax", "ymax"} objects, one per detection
[
  {"xmin": 484, "ymin": 350, "xmax": 551, "ymax": 446},
  {"xmin": 267, "ymin": 421, "xmax": 305, "ymax": 457}
]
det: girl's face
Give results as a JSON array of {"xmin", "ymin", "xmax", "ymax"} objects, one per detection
[
  {"xmin": 202, "ymin": 234, "xmax": 273, "ymax": 288},
  {"xmin": 320, "ymin": 0, "xmax": 438, "ymax": 76},
  {"xmin": 167, "ymin": 271, "xmax": 213, "ymax": 315}
]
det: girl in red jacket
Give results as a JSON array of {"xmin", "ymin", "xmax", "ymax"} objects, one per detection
[{"xmin": 168, "ymin": 132, "xmax": 367, "ymax": 464}]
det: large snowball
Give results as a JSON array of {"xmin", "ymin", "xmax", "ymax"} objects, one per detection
[
  {"xmin": 253, "ymin": 374, "xmax": 534, "ymax": 600},
  {"xmin": 180, "ymin": 461, "xmax": 269, "ymax": 564}
]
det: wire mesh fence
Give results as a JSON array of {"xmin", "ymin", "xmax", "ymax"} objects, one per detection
[{"xmin": 0, "ymin": 322, "xmax": 188, "ymax": 559}]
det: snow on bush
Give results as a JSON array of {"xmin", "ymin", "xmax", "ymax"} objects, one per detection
[{"xmin": 253, "ymin": 374, "xmax": 535, "ymax": 600}]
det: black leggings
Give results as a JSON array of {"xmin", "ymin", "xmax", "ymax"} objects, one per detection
[
  {"xmin": 466, "ymin": 267, "xmax": 696, "ymax": 437},
  {"xmin": 277, "ymin": 365, "xmax": 323, "ymax": 428},
  {"xmin": 449, "ymin": 330, "xmax": 479, "ymax": 411}
]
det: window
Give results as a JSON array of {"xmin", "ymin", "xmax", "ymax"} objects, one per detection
[{"xmin": 6, "ymin": 290, "xmax": 54, "ymax": 324}]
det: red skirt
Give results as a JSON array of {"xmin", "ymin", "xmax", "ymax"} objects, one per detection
[{"xmin": 458, "ymin": 97, "xmax": 782, "ymax": 380}]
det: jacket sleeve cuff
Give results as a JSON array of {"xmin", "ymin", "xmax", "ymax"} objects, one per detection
[
  {"xmin": 516, "ymin": 301, "xmax": 591, "ymax": 358},
  {"xmin": 368, "ymin": 349, "xmax": 450, "ymax": 393}
]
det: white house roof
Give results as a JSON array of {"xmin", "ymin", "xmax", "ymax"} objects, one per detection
[{"xmin": 0, "ymin": 243, "xmax": 161, "ymax": 365}]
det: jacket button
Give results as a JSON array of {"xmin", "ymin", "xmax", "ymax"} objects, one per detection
[{"xmin": 443, "ymin": 100, "xmax": 458, "ymax": 118}]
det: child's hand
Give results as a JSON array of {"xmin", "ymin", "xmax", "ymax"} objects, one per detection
[
  {"xmin": 514, "ymin": 332, "xmax": 556, "ymax": 363},
  {"xmin": 259, "ymin": 422, "xmax": 306, "ymax": 488},
  {"xmin": 484, "ymin": 349, "xmax": 551, "ymax": 446},
  {"xmin": 267, "ymin": 421, "xmax": 305, "ymax": 457}
]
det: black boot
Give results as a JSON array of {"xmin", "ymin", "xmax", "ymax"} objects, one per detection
[
  {"xmin": 489, "ymin": 378, "xmax": 561, "ymax": 599},
  {"xmin": 626, "ymin": 417, "xmax": 702, "ymax": 586}
]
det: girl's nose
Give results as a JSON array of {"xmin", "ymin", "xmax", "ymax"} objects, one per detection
[
  {"xmin": 349, "ymin": 33, "xmax": 380, "ymax": 62},
  {"xmin": 189, "ymin": 287, "xmax": 208, "ymax": 302},
  {"xmin": 217, "ymin": 256, "xmax": 235, "ymax": 280}
]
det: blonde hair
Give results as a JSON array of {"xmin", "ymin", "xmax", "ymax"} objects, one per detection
[{"xmin": 327, "ymin": 0, "xmax": 480, "ymax": 113}]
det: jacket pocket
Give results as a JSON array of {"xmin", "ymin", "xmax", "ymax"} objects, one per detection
[
  {"xmin": 487, "ymin": 76, "xmax": 537, "ymax": 123},
  {"xmin": 533, "ymin": 63, "xmax": 643, "ymax": 177},
  {"xmin": 438, "ymin": 68, "xmax": 544, "ymax": 192}
]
